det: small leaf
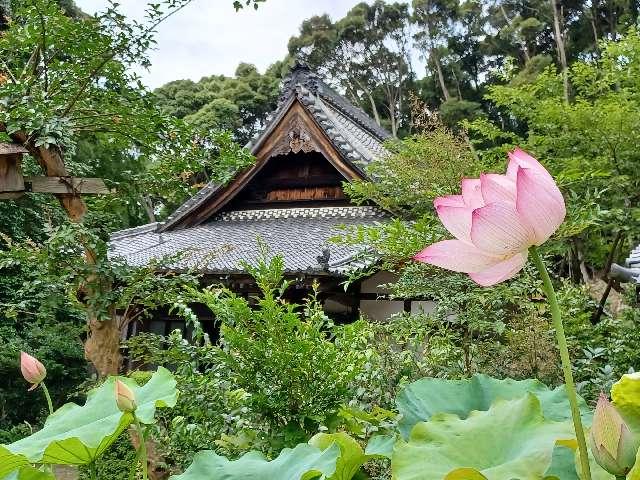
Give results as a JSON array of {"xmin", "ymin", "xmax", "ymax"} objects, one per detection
[
  {"xmin": 445, "ymin": 468, "xmax": 488, "ymax": 480},
  {"xmin": 364, "ymin": 435, "xmax": 395, "ymax": 459},
  {"xmin": 309, "ymin": 433, "xmax": 370, "ymax": 480}
]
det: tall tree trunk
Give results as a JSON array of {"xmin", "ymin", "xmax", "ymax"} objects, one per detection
[
  {"xmin": 141, "ymin": 194, "xmax": 157, "ymax": 223},
  {"xmin": 589, "ymin": 1, "xmax": 600, "ymax": 49},
  {"xmin": 367, "ymin": 91, "xmax": 382, "ymax": 127},
  {"xmin": 432, "ymin": 52, "xmax": 450, "ymax": 101},
  {"xmin": 353, "ymin": 77, "xmax": 382, "ymax": 127},
  {"xmin": 500, "ymin": 5, "xmax": 531, "ymax": 62},
  {"xmin": 4, "ymin": 125, "xmax": 122, "ymax": 377},
  {"xmin": 389, "ymin": 99, "xmax": 397, "ymax": 138},
  {"xmin": 551, "ymin": 0, "xmax": 570, "ymax": 103}
]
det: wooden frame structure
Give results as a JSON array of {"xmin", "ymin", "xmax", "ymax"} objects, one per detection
[{"xmin": 0, "ymin": 142, "xmax": 109, "ymax": 199}]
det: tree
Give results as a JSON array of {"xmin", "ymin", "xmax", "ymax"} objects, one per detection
[
  {"xmin": 413, "ymin": 0, "xmax": 458, "ymax": 102},
  {"xmin": 0, "ymin": 0, "xmax": 253, "ymax": 376},
  {"xmin": 154, "ymin": 63, "xmax": 280, "ymax": 145},
  {"xmin": 289, "ymin": 2, "xmax": 412, "ymax": 137},
  {"xmin": 469, "ymin": 27, "xmax": 640, "ymax": 282}
]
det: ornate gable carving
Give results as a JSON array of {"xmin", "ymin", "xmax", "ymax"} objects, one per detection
[{"xmin": 271, "ymin": 111, "xmax": 318, "ymax": 157}]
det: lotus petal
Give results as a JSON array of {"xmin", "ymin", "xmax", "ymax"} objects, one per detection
[
  {"xmin": 434, "ymin": 195, "xmax": 465, "ymax": 208},
  {"xmin": 515, "ymin": 167, "xmax": 566, "ymax": 245},
  {"xmin": 469, "ymin": 252, "xmax": 528, "ymax": 286},
  {"xmin": 507, "ymin": 148, "xmax": 554, "ymax": 183},
  {"xmin": 461, "ymin": 178, "xmax": 484, "ymax": 208},
  {"xmin": 470, "ymin": 203, "xmax": 534, "ymax": 256},
  {"xmin": 480, "ymin": 173, "xmax": 516, "ymax": 205},
  {"xmin": 435, "ymin": 205, "xmax": 473, "ymax": 243},
  {"xmin": 414, "ymin": 240, "xmax": 501, "ymax": 273}
]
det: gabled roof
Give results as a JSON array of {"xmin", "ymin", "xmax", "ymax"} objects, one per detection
[
  {"xmin": 110, "ymin": 206, "xmax": 385, "ymax": 276},
  {"xmin": 109, "ymin": 64, "xmax": 392, "ymax": 276},
  {"xmin": 159, "ymin": 62, "xmax": 391, "ymax": 232}
]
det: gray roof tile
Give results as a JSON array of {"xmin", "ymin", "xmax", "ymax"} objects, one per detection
[{"xmin": 109, "ymin": 206, "xmax": 387, "ymax": 275}]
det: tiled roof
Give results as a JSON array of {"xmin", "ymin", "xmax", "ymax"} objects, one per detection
[
  {"xmin": 252, "ymin": 62, "xmax": 391, "ymax": 166},
  {"xmin": 159, "ymin": 63, "xmax": 391, "ymax": 232},
  {"xmin": 109, "ymin": 206, "xmax": 387, "ymax": 275}
]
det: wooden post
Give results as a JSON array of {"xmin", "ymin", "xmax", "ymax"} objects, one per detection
[{"xmin": 0, "ymin": 143, "xmax": 27, "ymax": 199}]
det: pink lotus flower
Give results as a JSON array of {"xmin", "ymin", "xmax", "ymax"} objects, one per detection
[
  {"xmin": 115, "ymin": 379, "xmax": 137, "ymax": 413},
  {"xmin": 20, "ymin": 351, "xmax": 47, "ymax": 391},
  {"xmin": 414, "ymin": 148, "xmax": 565, "ymax": 286}
]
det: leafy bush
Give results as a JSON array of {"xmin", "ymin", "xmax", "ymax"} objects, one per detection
[
  {"xmin": 209, "ymin": 256, "xmax": 361, "ymax": 436},
  {"xmin": 127, "ymin": 253, "xmax": 365, "ymax": 468}
]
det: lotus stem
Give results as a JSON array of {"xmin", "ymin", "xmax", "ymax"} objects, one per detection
[
  {"xmin": 133, "ymin": 417, "xmax": 148, "ymax": 480},
  {"xmin": 41, "ymin": 382, "xmax": 54, "ymax": 415},
  {"xmin": 530, "ymin": 246, "xmax": 591, "ymax": 480}
]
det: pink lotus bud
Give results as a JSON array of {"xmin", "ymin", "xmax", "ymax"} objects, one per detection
[
  {"xmin": 20, "ymin": 352, "xmax": 46, "ymax": 391},
  {"xmin": 589, "ymin": 393, "xmax": 638, "ymax": 476},
  {"xmin": 115, "ymin": 379, "xmax": 137, "ymax": 413}
]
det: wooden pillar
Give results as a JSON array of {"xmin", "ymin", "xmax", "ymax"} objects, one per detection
[{"xmin": 0, "ymin": 143, "xmax": 27, "ymax": 199}]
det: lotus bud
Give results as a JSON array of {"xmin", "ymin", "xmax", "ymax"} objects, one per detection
[
  {"xmin": 20, "ymin": 352, "xmax": 46, "ymax": 391},
  {"xmin": 115, "ymin": 379, "xmax": 137, "ymax": 413},
  {"xmin": 589, "ymin": 393, "xmax": 638, "ymax": 476}
]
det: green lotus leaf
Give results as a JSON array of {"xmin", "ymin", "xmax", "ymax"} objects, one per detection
[
  {"xmin": 5, "ymin": 367, "xmax": 177, "ymax": 465},
  {"xmin": 543, "ymin": 445, "xmax": 579, "ymax": 480},
  {"xmin": 2, "ymin": 465, "xmax": 55, "ymax": 480},
  {"xmin": 169, "ymin": 443, "xmax": 341, "ymax": 480},
  {"xmin": 444, "ymin": 468, "xmax": 488, "ymax": 480},
  {"xmin": 309, "ymin": 432, "xmax": 389, "ymax": 480},
  {"xmin": 392, "ymin": 394, "xmax": 576, "ymax": 480},
  {"xmin": 364, "ymin": 434, "xmax": 395, "ymax": 459},
  {"xmin": 396, "ymin": 374, "xmax": 590, "ymax": 439},
  {"xmin": 0, "ymin": 446, "xmax": 29, "ymax": 479},
  {"xmin": 0, "ymin": 446, "xmax": 54, "ymax": 480}
]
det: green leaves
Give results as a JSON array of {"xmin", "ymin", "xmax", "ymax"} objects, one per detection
[
  {"xmin": 3, "ymin": 367, "xmax": 176, "ymax": 468},
  {"xmin": 0, "ymin": 447, "xmax": 29, "ymax": 479},
  {"xmin": 393, "ymin": 394, "xmax": 577, "ymax": 480},
  {"xmin": 169, "ymin": 443, "xmax": 341, "ymax": 480},
  {"xmin": 396, "ymin": 374, "xmax": 590, "ymax": 439},
  {"xmin": 309, "ymin": 432, "xmax": 388, "ymax": 480}
]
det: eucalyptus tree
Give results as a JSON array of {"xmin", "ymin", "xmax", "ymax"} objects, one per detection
[
  {"xmin": 412, "ymin": 0, "xmax": 458, "ymax": 102},
  {"xmin": 289, "ymin": 2, "xmax": 412, "ymax": 137}
]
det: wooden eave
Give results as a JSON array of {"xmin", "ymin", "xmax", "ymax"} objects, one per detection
[{"xmin": 164, "ymin": 98, "xmax": 366, "ymax": 230}]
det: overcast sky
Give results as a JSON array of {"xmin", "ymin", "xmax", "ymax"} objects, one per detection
[{"xmin": 74, "ymin": 0, "xmax": 364, "ymax": 89}]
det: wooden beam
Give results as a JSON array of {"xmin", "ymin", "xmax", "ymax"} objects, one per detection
[
  {"xmin": 0, "ymin": 143, "xmax": 28, "ymax": 154},
  {"xmin": 24, "ymin": 176, "xmax": 110, "ymax": 194}
]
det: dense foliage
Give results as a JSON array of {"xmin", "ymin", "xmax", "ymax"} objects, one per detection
[{"xmin": 2, "ymin": 0, "xmax": 640, "ymax": 479}]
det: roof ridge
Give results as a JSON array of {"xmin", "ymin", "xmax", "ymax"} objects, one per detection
[
  {"xmin": 111, "ymin": 222, "xmax": 161, "ymax": 240},
  {"xmin": 316, "ymin": 82, "xmax": 392, "ymax": 141},
  {"xmin": 213, "ymin": 205, "xmax": 387, "ymax": 222}
]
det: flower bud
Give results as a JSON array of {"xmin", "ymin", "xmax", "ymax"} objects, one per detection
[
  {"xmin": 20, "ymin": 352, "xmax": 46, "ymax": 391},
  {"xmin": 589, "ymin": 393, "xmax": 638, "ymax": 476},
  {"xmin": 115, "ymin": 379, "xmax": 137, "ymax": 413}
]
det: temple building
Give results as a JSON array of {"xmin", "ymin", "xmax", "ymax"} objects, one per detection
[{"xmin": 109, "ymin": 64, "xmax": 433, "ymax": 336}]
